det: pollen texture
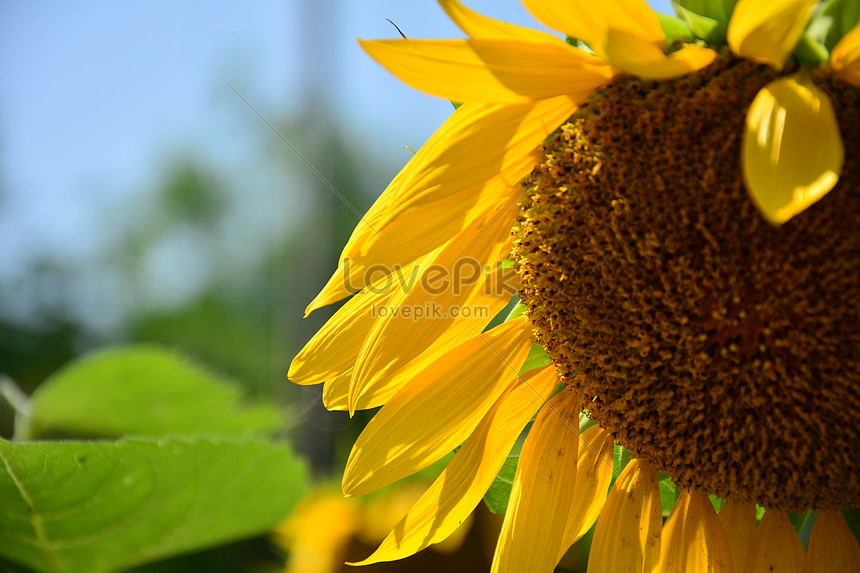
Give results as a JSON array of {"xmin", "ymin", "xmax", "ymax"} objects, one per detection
[{"xmin": 513, "ymin": 54, "xmax": 860, "ymax": 510}]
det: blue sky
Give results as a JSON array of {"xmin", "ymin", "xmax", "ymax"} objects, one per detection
[{"xmin": 0, "ymin": 0, "xmax": 673, "ymax": 327}]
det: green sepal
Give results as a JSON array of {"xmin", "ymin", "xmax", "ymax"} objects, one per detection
[
  {"xmin": 483, "ymin": 455, "xmax": 518, "ymax": 514},
  {"xmin": 844, "ymin": 508, "xmax": 860, "ymax": 545},
  {"xmin": 788, "ymin": 510, "xmax": 813, "ymax": 535},
  {"xmin": 519, "ymin": 343, "xmax": 551, "ymax": 373},
  {"xmin": 658, "ymin": 13, "xmax": 695, "ymax": 46},
  {"xmin": 673, "ymin": 0, "xmax": 738, "ymax": 44},
  {"xmin": 610, "ymin": 443, "xmax": 631, "ymax": 488},
  {"xmin": 506, "ymin": 301, "xmax": 527, "ymax": 321},
  {"xmin": 658, "ymin": 473, "xmax": 679, "ymax": 517},
  {"xmin": 793, "ymin": 32, "xmax": 830, "ymax": 66},
  {"xmin": 807, "ymin": 0, "xmax": 860, "ymax": 51}
]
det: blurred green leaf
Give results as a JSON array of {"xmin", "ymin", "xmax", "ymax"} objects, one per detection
[
  {"xmin": 807, "ymin": 0, "xmax": 860, "ymax": 51},
  {"xmin": 672, "ymin": 0, "xmax": 738, "ymax": 44},
  {"xmin": 843, "ymin": 508, "xmax": 860, "ymax": 545},
  {"xmin": 28, "ymin": 346, "xmax": 283, "ymax": 440},
  {"xmin": 0, "ymin": 437, "xmax": 307, "ymax": 573},
  {"xmin": 657, "ymin": 13, "xmax": 695, "ymax": 44},
  {"xmin": 483, "ymin": 455, "xmax": 518, "ymax": 515}
]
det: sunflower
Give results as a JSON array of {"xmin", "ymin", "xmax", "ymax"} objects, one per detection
[{"xmin": 289, "ymin": 0, "xmax": 860, "ymax": 571}]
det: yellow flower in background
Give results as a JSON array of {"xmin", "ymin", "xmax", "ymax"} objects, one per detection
[{"xmin": 290, "ymin": 0, "xmax": 860, "ymax": 571}]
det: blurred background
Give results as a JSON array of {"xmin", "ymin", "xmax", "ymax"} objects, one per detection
[{"xmin": 0, "ymin": 1, "xmax": 671, "ymax": 571}]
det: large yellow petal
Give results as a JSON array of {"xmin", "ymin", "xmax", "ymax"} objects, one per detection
[
  {"xmin": 802, "ymin": 510, "xmax": 860, "ymax": 573},
  {"xmin": 831, "ymin": 23, "xmax": 860, "ymax": 88},
  {"xmin": 557, "ymin": 425, "xmax": 614, "ymax": 559},
  {"xmin": 349, "ymin": 208, "xmax": 517, "ymax": 414},
  {"xmin": 352, "ymin": 366, "xmax": 559, "ymax": 565},
  {"xmin": 359, "ymin": 38, "xmax": 613, "ymax": 103},
  {"xmin": 289, "ymin": 280, "xmax": 403, "ymax": 386},
  {"xmin": 491, "ymin": 390, "xmax": 580, "ymax": 573},
  {"xmin": 745, "ymin": 508, "xmax": 805, "ymax": 573},
  {"xmin": 742, "ymin": 73, "xmax": 843, "ymax": 225},
  {"xmin": 588, "ymin": 458, "xmax": 662, "ymax": 573},
  {"xmin": 439, "ymin": 0, "xmax": 560, "ymax": 43},
  {"xmin": 603, "ymin": 29, "xmax": 716, "ymax": 79},
  {"xmin": 306, "ymin": 95, "xmax": 580, "ymax": 313},
  {"xmin": 728, "ymin": 0, "xmax": 818, "ymax": 70},
  {"xmin": 342, "ymin": 317, "xmax": 533, "ymax": 496},
  {"xmin": 522, "ymin": 0, "xmax": 664, "ymax": 57},
  {"xmin": 657, "ymin": 489, "xmax": 733, "ymax": 572},
  {"xmin": 718, "ymin": 499, "xmax": 757, "ymax": 573}
]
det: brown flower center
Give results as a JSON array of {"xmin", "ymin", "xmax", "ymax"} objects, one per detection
[{"xmin": 512, "ymin": 54, "xmax": 860, "ymax": 510}]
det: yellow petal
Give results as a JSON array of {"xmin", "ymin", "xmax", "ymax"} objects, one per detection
[
  {"xmin": 728, "ymin": 0, "xmax": 818, "ymax": 70},
  {"xmin": 557, "ymin": 425, "xmax": 615, "ymax": 558},
  {"xmin": 802, "ymin": 510, "xmax": 860, "ymax": 573},
  {"xmin": 588, "ymin": 458, "xmax": 662, "ymax": 573},
  {"xmin": 342, "ymin": 317, "xmax": 533, "ymax": 496},
  {"xmin": 657, "ymin": 489, "xmax": 733, "ymax": 572},
  {"xmin": 745, "ymin": 508, "xmax": 805, "ymax": 573},
  {"xmin": 831, "ymin": 23, "xmax": 860, "ymax": 88},
  {"xmin": 491, "ymin": 390, "xmax": 580, "ymax": 573},
  {"xmin": 742, "ymin": 73, "xmax": 843, "ymax": 224},
  {"xmin": 289, "ymin": 282, "xmax": 402, "ymax": 386},
  {"xmin": 719, "ymin": 499, "xmax": 757, "ymax": 573},
  {"xmin": 353, "ymin": 366, "xmax": 559, "ymax": 565},
  {"xmin": 359, "ymin": 38, "xmax": 613, "ymax": 103},
  {"xmin": 603, "ymin": 28, "xmax": 716, "ymax": 79},
  {"xmin": 306, "ymin": 95, "xmax": 580, "ymax": 313},
  {"xmin": 439, "ymin": 0, "xmax": 560, "ymax": 43},
  {"xmin": 349, "ymin": 208, "xmax": 517, "ymax": 414},
  {"xmin": 522, "ymin": 0, "xmax": 665, "ymax": 58}
]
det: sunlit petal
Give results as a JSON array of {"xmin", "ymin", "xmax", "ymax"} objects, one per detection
[
  {"xmin": 742, "ymin": 73, "xmax": 843, "ymax": 224},
  {"xmin": 491, "ymin": 390, "xmax": 580, "ymax": 573},
  {"xmin": 359, "ymin": 38, "xmax": 613, "ymax": 103},
  {"xmin": 831, "ymin": 23, "xmax": 860, "ymax": 88},
  {"xmin": 439, "ymin": 0, "xmax": 560, "ymax": 43},
  {"xmin": 306, "ymin": 95, "xmax": 579, "ymax": 313},
  {"xmin": 728, "ymin": 0, "xmax": 818, "ymax": 69},
  {"xmin": 657, "ymin": 489, "xmax": 733, "ymax": 572},
  {"xmin": 588, "ymin": 458, "xmax": 662, "ymax": 573},
  {"xmin": 342, "ymin": 317, "xmax": 533, "ymax": 496},
  {"xmin": 353, "ymin": 367, "xmax": 559, "ymax": 564},
  {"xmin": 604, "ymin": 29, "xmax": 716, "ymax": 79}
]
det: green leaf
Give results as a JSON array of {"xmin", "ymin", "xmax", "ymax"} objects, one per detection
[
  {"xmin": 483, "ymin": 455, "xmax": 518, "ymax": 514},
  {"xmin": 28, "ymin": 346, "xmax": 283, "ymax": 440},
  {"xmin": 793, "ymin": 32, "xmax": 830, "ymax": 66},
  {"xmin": 657, "ymin": 13, "xmax": 695, "ymax": 45},
  {"xmin": 0, "ymin": 437, "xmax": 307, "ymax": 573},
  {"xmin": 807, "ymin": 0, "xmax": 860, "ymax": 51},
  {"xmin": 658, "ymin": 473, "xmax": 679, "ymax": 517},
  {"xmin": 673, "ymin": 0, "xmax": 738, "ymax": 44},
  {"xmin": 505, "ymin": 301, "xmax": 527, "ymax": 322}
]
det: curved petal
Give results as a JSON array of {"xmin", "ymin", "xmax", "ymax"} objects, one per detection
[
  {"xmin": 352, "ymin": 366, "xmax": 559, "ymax": 565},
  {"xmin": 491, "ymin": 390, "xmax": 580, "ymax": 573},
  {"xmin": 604, "ymin": 29, "xmax": 716, "ymax": 79},
  {"xmin": 831, "ymin": 22, "xmax": 860, "ymax": 88},
  {"xmin": 718, "ymin": 499, "xmax": 757, "ymax": 573},
  {"xmin": 342, "ymin": 317, "xmax": 533, "ymax": 496},
  {"xmin": 746, "ymin": 508, "xmax": 805, "ymax": 573},
  {"xmin": 359, "ymin": 39, "xmax": 613, "ymax": 103},
  {"xmin": 802, "ymin": 510, "xmax": 860, "ymax": 573},
  {"xmin": 306, "ymin": 95, "xmax": 580, "ymax": 313},
  {"xmin": 522, "ymin": 0, "xmax": 665, "ymax": 57},
  {"xmin": 349, "ymin": 211, "xmax": 517, "ymax": 414},
  {"xmin": 439, "ymin": 0, "xmax": 560, "ymax": 43},
  {"xmin": 657, "ymin": 489, "xmax": 733, "ymax": 572},
  {"xmin": 557, "ymin": 425, "xmax": 614, "ymax": 558},
  {"xmin": 728, "ymin": 0, "xmax": 818, "ymax": 70},
  {"xmin": 588, "ymin": 458, "xmax": 662, "ymax": 573},
  {"xmin": 742, "ymin": 73, "xmax": 843, "ymax": 224}
]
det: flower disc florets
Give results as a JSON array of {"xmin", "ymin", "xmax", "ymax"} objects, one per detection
[{"xmin": 513, "ymin": 53, "xmax": 860, "ymax": 510}]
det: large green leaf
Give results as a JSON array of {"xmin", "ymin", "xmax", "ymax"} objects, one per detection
[
  {"xmin": 27, "ymin": 346, "xmax": 283, "ymax": 439},
  {"xmin": 483, "ymin": 455, "xmax": 518, "ymax": 515},
  {"xmin": 0, "ymin": 437, "xmax": 307, "ymax": 573}
]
